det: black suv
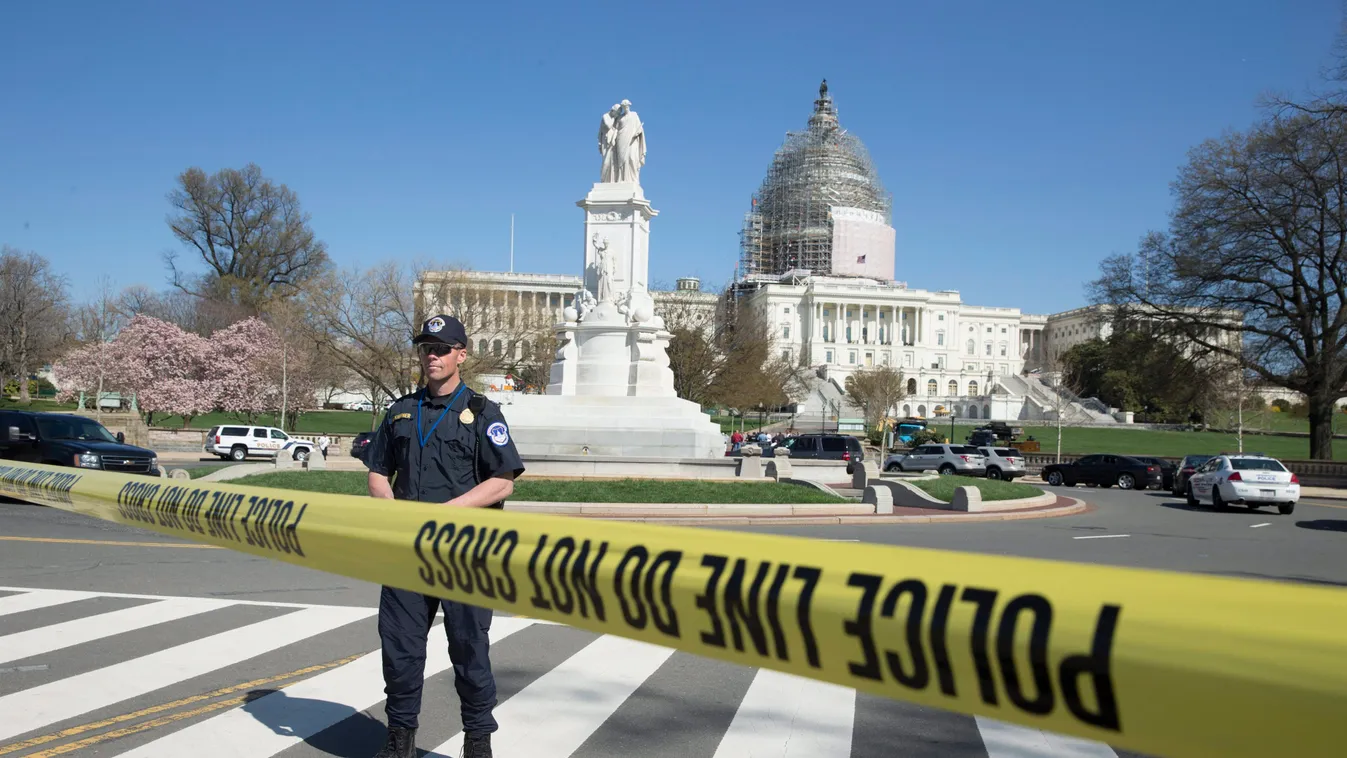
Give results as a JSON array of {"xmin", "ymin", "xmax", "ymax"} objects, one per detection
[
  {"xmin": 767, "ymin": 433, "xmax": 864, "ymax": 471},
  {"xmin": 0, "ymin": 410, "xmax": 160, "ymax": 476}
]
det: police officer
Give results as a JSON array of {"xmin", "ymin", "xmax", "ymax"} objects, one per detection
[{"xmin": 365, "ymin": 314, "xmax": 525, "ymax": 758}]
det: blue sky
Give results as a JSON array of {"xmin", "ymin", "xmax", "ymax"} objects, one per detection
[{"xmin": 1, "ymin": 0, "xmax": 1340, "ymax": 314}]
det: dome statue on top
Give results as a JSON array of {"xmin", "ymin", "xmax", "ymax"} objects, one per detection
[{"xmin": 598, "ymin": 100, "xmax": 647, "ymax": 184}]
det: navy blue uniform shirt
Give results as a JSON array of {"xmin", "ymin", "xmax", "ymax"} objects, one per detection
[{"xmin": 366, "ymin": 385, "xmax": 525, "ymax": 506}]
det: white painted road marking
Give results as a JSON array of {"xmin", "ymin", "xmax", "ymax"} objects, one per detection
[
  {"xmin": 1251, "ymin": 522, "xmax": 1271, "ymax": 528},
  {"xmin": 0, "ymin": 589, "xmax": 97, "ymax": 617},
  {"xmin": 0, "ymin": 605, "xmax": 374, "ymax": 742},
  {"xmin": 976, "ymin": 715, "xmax": 1119, "ymax": 757},
  {"xmin": 121, "ymin": 616, "xmax": 537, "ymax": 757},
  {"xmin": 1072, "ymin": 534, "xmax": 1131, "ymax": 540},
  {"xmin": 429, "ymin": 634, "xmax": 676, "ymax": 757},
  {"xmin": 714, "ymin": 667, "xmax": 856, "ymax": 757}
]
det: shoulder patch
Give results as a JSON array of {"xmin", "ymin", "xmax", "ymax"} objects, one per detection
[
  {"xmin": 392, "ymin": 413, "xmax": 412, "ymax": 422},
  {"xmin": 486, "ymin": 421, "xmax": 509, "ymax": 447}
]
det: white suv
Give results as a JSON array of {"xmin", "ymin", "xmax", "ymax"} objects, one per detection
[
  {"xmin": 884, "ymin": 444, "xmax": 987, "ymax": 476},
  {"xmin": 205, "ymin": 425, "xmax": 314, "ymax": 462},
  {"xmin": 1186, "ymin": 454, "xmax": 1301, "ymax": 514}
]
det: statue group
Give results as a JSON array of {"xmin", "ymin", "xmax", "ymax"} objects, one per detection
[{"xmin": 598, "ymin": 100, "xmax": 646, "ymax": 184}]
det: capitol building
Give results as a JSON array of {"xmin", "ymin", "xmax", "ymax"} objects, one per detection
[{"xmin": 422, "ymin": 82, "xmax": 1123, "ymax": 424}]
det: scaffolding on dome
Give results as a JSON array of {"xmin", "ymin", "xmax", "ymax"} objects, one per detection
[{"xmin": 738, "ymin": 79, "xmax": 892, "ymax": 281}]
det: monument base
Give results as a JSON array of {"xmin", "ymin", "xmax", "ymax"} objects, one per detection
[{"xmin": 489, "ymin": 393, "xmax": 724, "ymax": 459}]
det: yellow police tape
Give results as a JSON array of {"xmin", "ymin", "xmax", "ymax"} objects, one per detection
[{"xmin": 1, "ymin": 461, "xmax": 1344, "ymax": 757}]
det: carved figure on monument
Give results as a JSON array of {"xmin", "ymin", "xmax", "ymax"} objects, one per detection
[
  {"xmin": 570, "ymin": 289, "xmax": 596, "ymax": 321},
  {"xmin": 597, "ymin": 104, "xmax": 620, "ymax": 182},
  {"xmin": 593, "ymin": 233, "xmax": 614, "ymax": 303},
  {"xmin": 598, "ymin": 100, "xmax": 646, "ymax": 183}
]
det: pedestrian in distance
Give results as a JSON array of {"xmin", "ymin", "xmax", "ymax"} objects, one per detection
[
  {"xmin": 318, "ymin": 434, "xmax": 330, "ymax": 459},
  {"xmin": 363, "ymin": 314, "xmax": 525, "ymax": 758}
]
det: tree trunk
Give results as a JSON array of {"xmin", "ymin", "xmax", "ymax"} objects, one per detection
[{"xmin": 1308, "ymin": 394, "xmax": 1337, "ymax": 460}]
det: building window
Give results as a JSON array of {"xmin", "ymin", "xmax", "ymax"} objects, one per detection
[
  {"xmin": 948, "ymin": 380, "xmax": 958, "ymax": 395},
  {"xmin": 825, "ymin": 349, "xmax": 834, "ymax": 363},
  {"xmin": 848, "ymin": 351, "xmax": 857, "ymax": 365},
  {"xmin": 927, "ymin": 380, "xmax": 938, "ymax": 395},
  {"xmin": 969, "ymin": 380, "xmax": 979, "ymax": 396},
  {"xmin": 823, "ymin": 326, "xmax": 831, "ymax": 342},
  {"xmin": 492, "ymin": 340, "xmax": 503, "ymax": 356},
  {"xmin": 782, "ymin": 349, "xmax": 791, "ymax": 361},
  {"xmin": 846, "ymin": 326, "xmax": 853, "ymax": 342},
  {"xmin": 862, "ymin": 327, "xmax": 868, "ymax": 342},
  {"xmin": 999, "ymin": 363, "xmax": 1008, "ymax": 374},
  {"xmin": 938, "ymin": 313, "xmax": 944, "ymax": 321},
  {"xmin": 865, "ymin": 352, "xmax": 874, "ymax": 366},
  {"xmin": 782, "ymin": 325, "xmax": 790, "ymax": 339},
  {"xmin": 937, "ymin": 330, "xmax": 945, "ymax": 346},
  {"xmin": 1001, "ymin": 327, "xmax": 1007, "ymax": 334},
  {"xmin": 986, "ymin": 327, "xmax": 992, "ymax": 333},
  {"xmin": 967, "ymin": 362, "xmax": 978, "ymax": 370},
  {"xmin": 999, "ymin": 342, "xmax": 1007, "ymax": 357},
  {"xmin": 904, "ymin": 352, "xmax": 913, "ymax": 367},
  {"xmin": 985, "ymin": 343, "xmax": 992, "ymax": 356},
  {"xmin": 784, "ymin": 307, "xmax": 791, "ymax": 314},
  {"xmin": 478, "ymin": 339, "xmax": 488, "ymax": 354},
  {"xmin": 882, "ymin": 352, "xmax": 890, "ymax": 365},
  {"xmin": 966, "ymin": 339, "xmax": 975, "ymax": 356},
  {"xmin": 937, "ymin": 355, "xmax": 946, "ymax": 369},
  {"xmin": 908, "ymin": 378, "xmax": 918, "ymax": 394}
]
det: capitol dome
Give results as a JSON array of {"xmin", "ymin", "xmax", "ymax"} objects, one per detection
[{"xmin": 740, "ymin": 80, "xmax": 894, "ymax": 280}]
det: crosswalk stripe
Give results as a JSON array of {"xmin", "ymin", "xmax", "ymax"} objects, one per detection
[
  {"xmin": 0, "ymin": 590, "xmax": 96, "ymax": 618},
  {"xmin": 0, "ymin": 605, "xmax": 374, "ymax": 743},
  {"xmin": 118, "ymin": 615, "xmax": 537, "ymax": 757},
  {"xmin": 0, "ymin": 597, "xmax": 231, "ymax": 665},
  {"xmin": 712, "ymin": 667, "xmax": 856, "ymax": 757},
  {"xmin": 976, "ymin": 716, "xmax": 1119, "ymax": 757},
  {"xmin": 427, "ymin": 634, "xmax": 677, "ymax": 758}
]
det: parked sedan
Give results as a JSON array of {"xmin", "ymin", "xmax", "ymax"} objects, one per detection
[
  {"xmin": 350, "ymin": 431, "xmax": 375, "ymax": 460},
  {"xmin": 1041, "ymin": 454, "xmax": 1163, "ymax": 490},
  {"xmin": 1132, "ymin": 456, "xmax": 1177, "ymax": 491},
  {"xmin": 1171, "ymin": 454, "xmax": 1214, "ymax": 496}
]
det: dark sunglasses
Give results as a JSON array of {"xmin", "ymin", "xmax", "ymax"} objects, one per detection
[{"xmin": 417, "ymin": 343, "xmax": 462, "ymax": 357}]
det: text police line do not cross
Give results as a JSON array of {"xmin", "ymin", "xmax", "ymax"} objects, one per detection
[
  {"xmin": 6, "ymin": 460, "xmax": 1346, "ymax": 758},
  {"xmin": 410, "ymin": 516, "xmax": 1121, "ymax": 733}
]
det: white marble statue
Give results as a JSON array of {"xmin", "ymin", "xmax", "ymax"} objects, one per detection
[
  {"xmin": 593, "ymin": 233, "xmax": 614, "ymax": 303},
  {"xmin": 598, "ymin": 100, "xmax": 646, "ymax": 183}
]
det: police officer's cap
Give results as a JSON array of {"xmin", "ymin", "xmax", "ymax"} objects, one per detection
[{"xmin": 412, "ymin": 314, "xmax": 468, "ymax": 347}]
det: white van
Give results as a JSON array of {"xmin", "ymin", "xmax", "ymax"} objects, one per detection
[{"xmin": 204, "ymin": 425, "xmax": 313, "ymax": 462}]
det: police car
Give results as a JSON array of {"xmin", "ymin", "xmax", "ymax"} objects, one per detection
[
  {"xmin": 1185, "ymin": 453, "xmax": 1300, "ymax": 514},
  {"xmin": 204, "ymin": 425, "xmax": 314, "ymax": 462}
]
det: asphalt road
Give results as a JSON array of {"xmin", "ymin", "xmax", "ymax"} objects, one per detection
[{"xmin": 0, "ymin": 487, "xmax": 1343, "ymax": 757}]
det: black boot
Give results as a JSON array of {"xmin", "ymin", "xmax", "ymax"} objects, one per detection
[
  {"xmin": 463, "ymin": 731, "xmax": 492, "ymax": 758},
  {"xmin": 374, "ymin": 726, "xmax": 416, "ymax": 758}
]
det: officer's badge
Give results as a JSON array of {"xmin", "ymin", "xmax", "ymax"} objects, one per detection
[
  {"xmin": 427, "ymin": 317, "xmax": 445, "ymax": 333},
  {"xmin": 460, "ymin": 408, "xmax": 475, "ymax": 424},
  {"xmin": 486, "ymin": 422, "xmax": 509, "ymax": 446},
  {"xmin": 393, "ymin": 413, "xmax": 412, "ymax": 421}
]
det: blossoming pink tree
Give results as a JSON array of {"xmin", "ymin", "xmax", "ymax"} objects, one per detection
[{"xmin": 107, "ymin": 316, "xmax": 215, "ymax": 427}]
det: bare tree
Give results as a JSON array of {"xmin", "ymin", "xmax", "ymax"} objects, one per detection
[
  {"xmin": 301, "ymin": 262, "xmax": 422, "ymax": 423},
  {"xmin": 0, "ymin": 247, "xmax": 70, "ymax": 402},
  {"xmin": 166, "ymin": 163, "xmax": 329, "ymax": 309},
  {"xmin": 845, "ymin": 367, "xmax": 906, "ymax": 430},
  {"xmin": 1092, "ymin": 106, "xmax": 1347, "ymax": 459},
  {"xmin": 119, "ymin": 285, "xmax": 249, "ymax": 336}
]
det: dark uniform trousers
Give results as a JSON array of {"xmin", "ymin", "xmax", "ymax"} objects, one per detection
[{"xmin": 379, "ymin": 585, "xmax": 498, "ymax": 734}]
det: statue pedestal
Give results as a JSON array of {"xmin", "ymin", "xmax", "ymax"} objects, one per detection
[
  {"xmin": 504, "ymin": 171, "xmax": 722, "ymax": 458},
  {"xmin": 545, "ymin": 301, "xmax": 675, "ymax": 398}
]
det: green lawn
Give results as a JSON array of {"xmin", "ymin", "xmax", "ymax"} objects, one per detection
[
  {"xmin": 910, "ymin": 476, "xmax": 1045, "ymax": 502},
  {"xmin": 234, "ymin": 472, "xmax": 845, "ymax": 504},
  {"xmin": 0, "ymin": 398, "xmax": 76, "ymax": 412},
  {"xmin": 187, "ymin": 463, "xmax": 237, "ymax": 479}
]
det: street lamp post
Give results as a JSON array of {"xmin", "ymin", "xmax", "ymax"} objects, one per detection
[{"xmin": 950, "ymin": 412, "xmax": 956, "ymax": 444}]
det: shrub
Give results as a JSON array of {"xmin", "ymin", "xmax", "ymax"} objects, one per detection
[{"xmin": 908, "ymin": 429, "xmax": 945, "ymax": 447}]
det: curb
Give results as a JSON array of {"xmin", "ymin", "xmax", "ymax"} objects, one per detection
[{"xmin": 584, "ymin": 498, "xmax": 1088, "ymax": 525}]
